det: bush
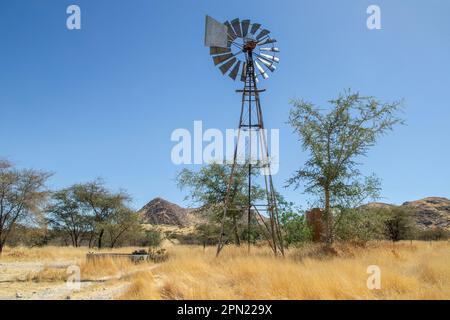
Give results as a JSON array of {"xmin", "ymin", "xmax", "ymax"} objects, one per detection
[
  {"xmin": 384, "ymin": 207, "xmax": 417, "ymax": 241},
  {"xmin": 418, "ymin": 227, "xmax": 449, "ymax": 241},
  {"xmin": 196, "ymin": 223, "xmax": 221, "ymax": 246},
  {"xmin": 281, "ymin": 212, "xmax": 312, "ymax": 246},
  {"xmin": 140, "ymin": 229, "xmax": 162, "ymax": 247},
  {"xmin": 335, "ymin": 208, "xmax": 388, "ymax": 243}
]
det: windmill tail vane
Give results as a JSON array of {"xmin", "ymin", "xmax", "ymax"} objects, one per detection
[{"xmin": 204, "ymin": 15, "xmax": 284, "ymax": 257}]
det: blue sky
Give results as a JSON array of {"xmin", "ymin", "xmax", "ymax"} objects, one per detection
[{"xmin": 0, "ymin": 0, "xmax": 449, "ymax": 210}]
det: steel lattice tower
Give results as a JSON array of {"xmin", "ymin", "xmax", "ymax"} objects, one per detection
[{"xmin": 216, "ymin": 48, "xmax": 284, "ymax": 257}]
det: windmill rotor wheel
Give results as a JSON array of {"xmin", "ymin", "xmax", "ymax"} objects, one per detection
[{"xmin": 209, "ymin": 18, "xmax": 280, "ymax": 81}]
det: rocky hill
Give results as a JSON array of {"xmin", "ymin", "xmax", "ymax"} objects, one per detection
[
  {"xmin": 365, "ymin": 197, "xmax": 450, "ymax": 231},
  {"xmin": 140, "ymin": 197, "xmax": 450, "ymax": 231},
  {"xmin": 402, "ymin": 197, "xmax": 450, "ymax": 230},
  {"xmin": 138, "ymin": 197, "xmax": 201, "ymax": 227}
]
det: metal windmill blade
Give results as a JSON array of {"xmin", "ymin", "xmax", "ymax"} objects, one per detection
[
  {"xmin": 257, "ymin": 57, "xmax": 276, "ymax": 72},
  {"xmin": 259, "ymin": 53, "xmax": 279, "ymax": 63},
  {"xmin": 210, "ymin": 47, "xmax": 231, "ymax": 55},
  {"xmin": 260, "ymin": 47, "xmax": 280, "ymax": 52},
  {"xmin": 254, "ymin": 60, "xmax": 269, "ymax": 79},
  {"xmin": 219, "ymin": 57, "xmax": 237, "ymax": 74},
  {"xmin": 257, "ymin": 38, "xmax": 277, "ymax": 46},
  {"xmin": 213, "ymin": 52, "xmax": 234, "ymax": 65},
  {"xmin": 224, "ymin": 21, "xmax": 237, "ymax": 40},
  {"xmin": 241, "ymin": 19, "xmax": 250, "ymax": 37},
  {"xmin": 250, "ymin": 23, "xmax": 261, "ymax": 35},
  {"xmin": 256, "ymin": 29, "xmax": 270, "ymax": 40},
  {"xmin": 229, "ymin": 61, "xmax": 241, "ymax": 80},
  {"xmin": 230, "ymin": 18, "xmax": 242, "ymax": 38}
]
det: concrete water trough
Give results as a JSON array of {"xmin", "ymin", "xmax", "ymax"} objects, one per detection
[{"xmin": 86, "ymin": 251, "xmax": 150, "ymax": 263}]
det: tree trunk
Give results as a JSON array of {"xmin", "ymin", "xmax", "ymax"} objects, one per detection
[
  {"xmin": 97, "ymin": 229, "xmax": 104, "ymax": 249},
  {"xmin": 324, "ymin": 187, "xmax": 333, "ymax": 246},
  {"xmin": 69, "ymin": 233, "xmax": 75, "ymax": 247},
  {"xmin": 74, "ymin": 233, "xmax": 79, "ymax": 248},
  {"xmin": 232, "ymin": 215, "xmax": 241, "ymax": 246},
  {"xmin": 110, "ymin": 235, "xmax": 118, "ymax": 249},
  {"xmin": 0, "ymin": 242, "xmax": 3, "ymax": 256},
  {"xmin": 88, "ymin": 231, "xmax": 95, "ymax": 248}
]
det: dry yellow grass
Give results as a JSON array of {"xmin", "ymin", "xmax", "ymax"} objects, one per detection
[
  {"xmin": 0, "ymin": 246, "xmax": 146, "ymax": 263},
  {"xmin": 120, "ymin": 241, "xmax": 450, "ymax": 300},
  {"xmin": 118, "ymin": 271, "xmax": 162, "ymax": 300},
  {"xmin": 1, "ymin": 246, "xmax": 88, "ymax": 263},
  {"xmin": 2, "ymin": 242, "xmax": 449, "ymax": 300},
  {"xmin": 23, "ymin": 267, "xmax": 68, "ymax": 283},
  {"xmin": 79, "ymin": 257, "xmax": 138, "ymax": 279}
]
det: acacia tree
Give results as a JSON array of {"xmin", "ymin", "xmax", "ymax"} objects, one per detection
[
  {"xmin": 46, "ymin": 188, "xmax": 90, "ymax": 247},
  {"xmin": 103, "ymin": 207, "xmax": 141, "ymax": 248},
  {"xmin": 0, "ymin": 160, "xmax": 50, "ymax": 255},
  {"xmin": 287, "ymin": 90, "xmax": 403, "ymax": 245},
  {"xmin": 72, "ymin": 180, "xmax": 130, "ymax": 249},
  {"xmin": 177, "ymin": 163, "xmax": 265, "ymax": 245},
  {"xmin": 46, "ymin": 181, "xmax": 138, "ymax": 248}
]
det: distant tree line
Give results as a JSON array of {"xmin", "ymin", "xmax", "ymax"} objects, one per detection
[{"xmin": 0, "ymin": 159, "xmax": 161, "ymax": 255}]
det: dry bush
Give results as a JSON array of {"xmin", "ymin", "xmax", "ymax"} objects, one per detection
[
  {"xmin": 1, "ymin": 246, "xmax": 88, "ymax": 262},
  {"xmin": 118, "ymin": 271, "xmax": 161, "ymax": 300},
  {"xmin": 79, "ymin": 256, "xmax": 137, "ymax": 279},
  {"xmin": 121, "ymin": 241, "xmax": 450, "ymax": 300},
  {"xmin": 24, "ymin": 267, "xmax": 68, "ymax": 283},
  {"xmin": 0, "ymin": 246, "xmax": 148, "ymax": 263}
]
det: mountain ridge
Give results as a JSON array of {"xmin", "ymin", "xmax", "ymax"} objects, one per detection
[{"xmin": 139, "ymin": 196, "xmax": 450, "ymax": 231}]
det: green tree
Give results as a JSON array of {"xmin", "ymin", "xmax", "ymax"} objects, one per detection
[
  {"xmin": 46, "ymin": 188, "xmax": 90, "ymax": 247},
  {"xmin": 0, "ymin": 159, "xmax": 51, "ymax": 255},
  {"xmin": 287, "ymin": 90, "xmax": 403, "ymax": 245},
  {"xmin": 384, "ymin": 207, "xmax": 416, "ymax": 242},
  {"xmin": 103, "ymin": 207, "xmax": 142, "ymax": 248},
  {"xmin": 72, "ymin": 180, "xmax": 130, "ymax": 249},
  {"xmin": 177, "ymin": 163, "xmax": 265, "ymax": 245}
]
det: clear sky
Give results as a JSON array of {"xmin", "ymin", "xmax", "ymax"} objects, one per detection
[{"xmin": 1, "ymin": 0, "xmax": 449, "ymax": 210}]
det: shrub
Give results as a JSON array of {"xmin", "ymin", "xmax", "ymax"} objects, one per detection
[{"xmin": 418, "ymin": 227, "xmax": 449, "ymax": 241}]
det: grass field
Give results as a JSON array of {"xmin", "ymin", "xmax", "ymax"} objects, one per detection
[
  {"xmin": 1, "ymin": 241, "xmax": 449, "ymax": 300},
  {"xmin": 119, "ymin": 241, "xmax": 450, "ymax": 300}
]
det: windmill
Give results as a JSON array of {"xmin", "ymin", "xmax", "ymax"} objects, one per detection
[{"xmin": 204, "ymin": 16, "xmax": 284, "ymax": 257}]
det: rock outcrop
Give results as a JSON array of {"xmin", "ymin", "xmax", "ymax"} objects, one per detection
[
  {"xmin": 364, "ymin": 197, "xmax": 450, "ymax": 231},
  {"xmin": 138, "ymin": 197, "xmax": 190, "ymax": 227}
]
